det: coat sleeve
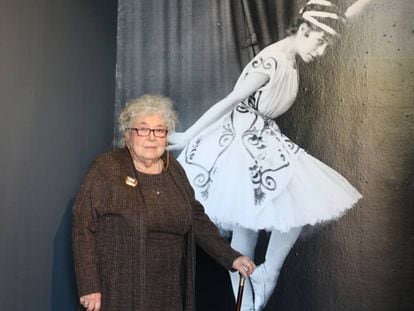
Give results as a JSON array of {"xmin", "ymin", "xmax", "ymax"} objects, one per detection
[
  {"xmin": 172, "ymin": 159, "xmax": 242, "ymax": 269},
  {"xmin": 72, "ymin": 161, "xmax": 104, "ymax": 297},
  {"xmin": 192, "ymin": 194, "xmax": 242, "ymax": 270}
]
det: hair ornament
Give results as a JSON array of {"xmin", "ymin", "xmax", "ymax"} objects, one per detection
[
  {"xmin": 302, "ymin": 11, "xmax": 339, "ymax": 35},
  {"xmin": 306, "ymin": 0, "xmax": 333, "ymax": 6},
  {"xmin": 299, "ymin": 0, "xmax": 346, "ymax": 36}
]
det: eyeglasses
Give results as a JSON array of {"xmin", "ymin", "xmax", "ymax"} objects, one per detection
[{"xmin": 126, "ymin": 127, "xmax": 168, "ymax": 138}]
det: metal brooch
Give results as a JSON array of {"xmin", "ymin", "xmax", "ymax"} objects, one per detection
[{"xmin": 125, "ymin": 176, "xmax": 138, "ymax": 187}]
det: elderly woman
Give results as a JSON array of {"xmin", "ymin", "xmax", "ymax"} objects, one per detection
[{"xmin": 72, "ymin": 94, "xmax": 255, "ymax": 311}]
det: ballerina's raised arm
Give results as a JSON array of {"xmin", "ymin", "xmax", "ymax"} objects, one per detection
[{"xmin": 168, "ymin": 71, "xmax": 269, "ymax": 150}]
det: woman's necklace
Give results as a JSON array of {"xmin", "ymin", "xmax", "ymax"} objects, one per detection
[{"xmin": 134, "ymin": 158, "xmax": 163, "ymax": 175}]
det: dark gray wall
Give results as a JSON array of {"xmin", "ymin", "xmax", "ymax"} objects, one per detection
[{"xmin": 0, "ymin": 1, "xmax": 117, "ymax": 310}]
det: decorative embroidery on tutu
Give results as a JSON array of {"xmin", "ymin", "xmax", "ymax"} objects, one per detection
[
  {"xmin": 184, "ymin": 91, "xmax": 299, "ymax": 205},
  {"xmin": 184, "ymin": 116, "xmax": 236, "ymax": 200}
]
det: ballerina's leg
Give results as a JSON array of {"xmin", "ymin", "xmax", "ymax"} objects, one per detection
[
  {"xmin": 229, "ymin": 225, "xmax": 259, "ymax": 311},
  {"xmin": 250, "ymin": 226, "xmax": 302, "ymax": 310}
]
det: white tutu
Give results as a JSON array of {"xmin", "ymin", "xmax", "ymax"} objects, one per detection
[
  {"xmin": 178, "ymin": 106, "xmax": 362, "ymax": 232},
  {"xmin": 177, "ymin": 43, "xmax": 362, "ymax": 233}
]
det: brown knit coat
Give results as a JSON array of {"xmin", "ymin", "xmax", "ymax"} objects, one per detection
[{"xmin": 72, "ymin": 148, "xmax": 241, "ymax": 310}]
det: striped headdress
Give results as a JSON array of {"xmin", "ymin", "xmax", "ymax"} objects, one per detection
[{"xmin": 299, "ymin": 0, "xmax": 347, "ymax": 36}]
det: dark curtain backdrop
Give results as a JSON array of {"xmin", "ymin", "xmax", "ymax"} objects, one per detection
[{"xmin": 115, "ymin": 0, "xmax": 297, "ymax": 136}]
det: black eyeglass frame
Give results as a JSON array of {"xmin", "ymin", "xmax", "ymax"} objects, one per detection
[{"xmin": 126, "ymin": 127, "xmax": 169, "ymax": 138}]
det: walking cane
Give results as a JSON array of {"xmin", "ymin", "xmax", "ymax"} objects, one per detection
[{"xmin": 235, "ymin": 273, "xmax": 246, "ymax": 311}]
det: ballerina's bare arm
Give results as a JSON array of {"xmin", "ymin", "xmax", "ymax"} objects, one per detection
[
  {"xmin": 345, "ymin": 0, "xmax": 376, "ymax": 20},
  {"xmin": 168, "ymin": 71, "xmax": 269, "ymax": 150}
]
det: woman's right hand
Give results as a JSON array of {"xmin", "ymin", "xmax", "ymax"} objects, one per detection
[
  {"xmin": 168, "ymin": 131, "xmax": 191, "ymax": 150},
  {"xmin": 232, "ymin": 256, "xmax": 256, "ymax": 277},
  {"xmin": 80, "ymin": 292, "xmax": 101, "ymax": 311}
]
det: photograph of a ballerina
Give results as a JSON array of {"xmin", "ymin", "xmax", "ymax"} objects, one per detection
[{"xmin": 169, "ymin": 1, "xmax": 374, "ymax": 310}]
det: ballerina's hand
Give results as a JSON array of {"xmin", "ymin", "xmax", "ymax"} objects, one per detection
[{"xmin": 168, "ymin": 131, "xmax": 190, "ymax": 151}]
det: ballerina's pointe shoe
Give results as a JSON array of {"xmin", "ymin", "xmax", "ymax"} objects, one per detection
[{"xmin": 250, "ymin": 264, "xmax": 279, "ymax": 311}]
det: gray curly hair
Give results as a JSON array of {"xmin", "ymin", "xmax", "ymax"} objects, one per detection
[{"xmin": 117, "ymin": 94, "xmax": 178, "ymax": 147}]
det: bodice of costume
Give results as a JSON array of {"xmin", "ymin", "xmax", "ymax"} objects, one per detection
[{"xmin": 235, "ymin": 42, "xmax": 299, "ymax": 119}]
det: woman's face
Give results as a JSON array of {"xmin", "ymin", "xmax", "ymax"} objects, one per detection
[
  {"xmin": 296, "ymin": 24, "xmax": 331, "ymax": 63},
  {"xmin": 124, "ymin": 114, "xmax": 168, "ymax": 165}
]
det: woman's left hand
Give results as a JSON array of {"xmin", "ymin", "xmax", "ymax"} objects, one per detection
[
  {"xmin": 232, "ymin": 256, "xmax": 256, "ymax": 276},
  {"xmin": 80, "ymin": 292, "xmax": 101, "ymax": 311}
]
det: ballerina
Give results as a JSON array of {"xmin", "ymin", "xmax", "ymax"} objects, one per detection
[{"xmin": 169, "ymin": 1, "xmax": 373, "ymax": 310}]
